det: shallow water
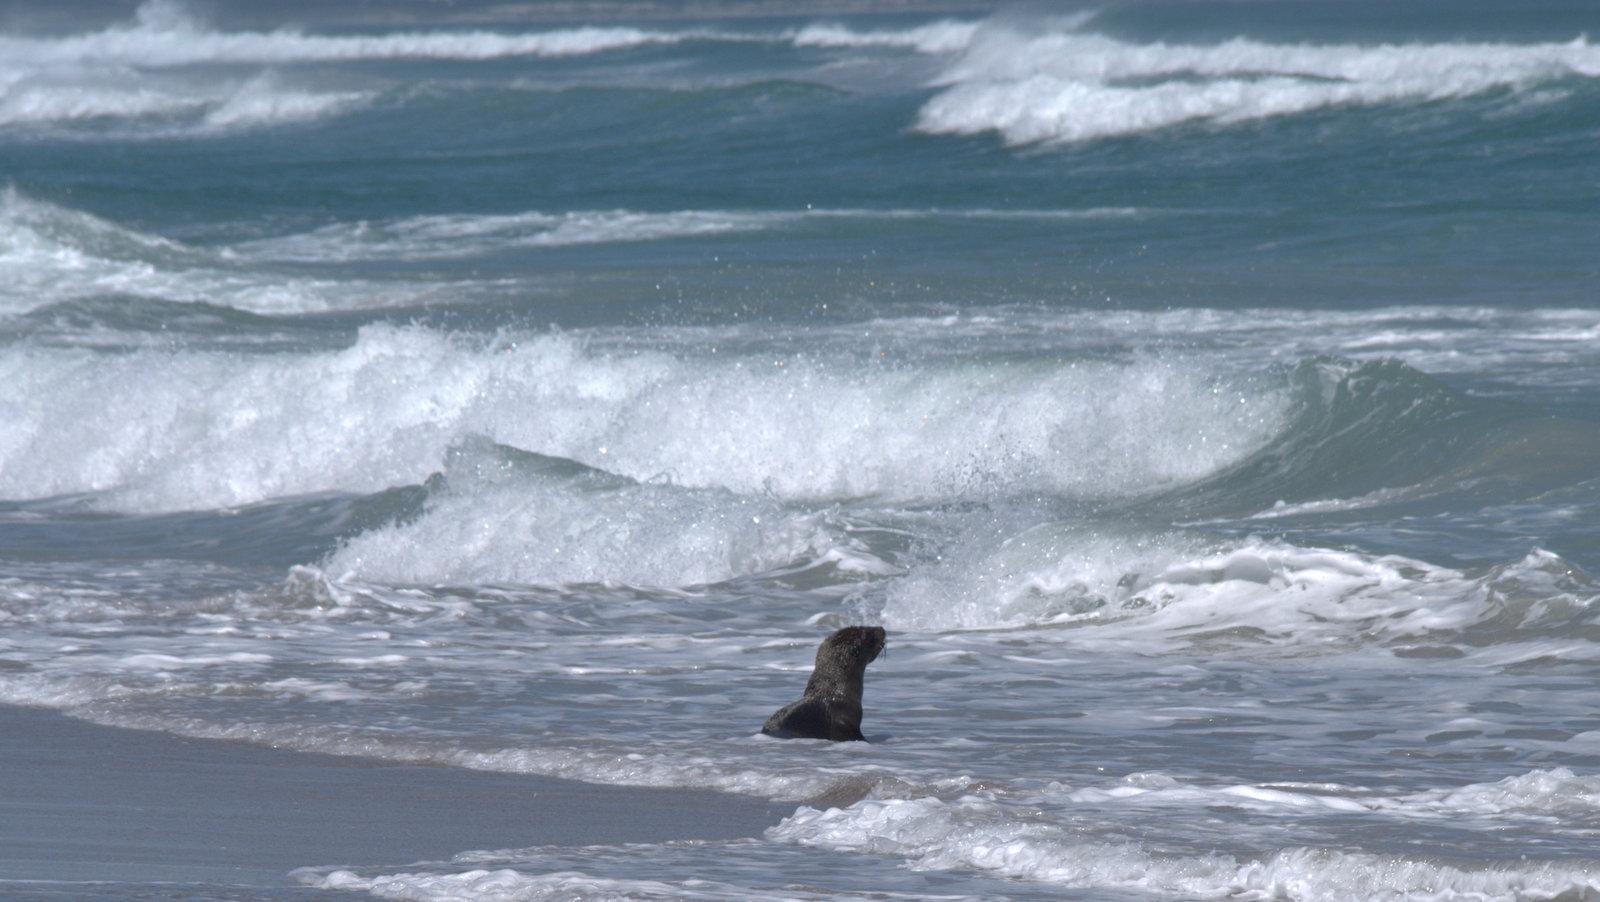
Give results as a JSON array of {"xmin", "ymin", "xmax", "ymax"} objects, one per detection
[{"xmin": 3, "ymin": 0, "xmax": 1600, "ymax": 899}]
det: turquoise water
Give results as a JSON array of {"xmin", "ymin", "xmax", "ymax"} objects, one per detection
[{"xmin": 3, "ymin": 1, "xmax": 1600, "ymax": 899}]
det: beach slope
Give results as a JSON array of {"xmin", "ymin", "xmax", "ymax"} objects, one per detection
[{"xmin": 0, "ymin": 705, "xmax": 787, "ymax": 889}]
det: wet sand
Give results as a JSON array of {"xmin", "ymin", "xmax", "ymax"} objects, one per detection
[{"xmin": 0, "ymin": 705, "xmax": 789, "ymax": 890}]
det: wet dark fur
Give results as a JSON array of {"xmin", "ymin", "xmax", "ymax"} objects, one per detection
[{"xmin": 761, "ymin": 626, "xmax": 886, "ymax": 742}]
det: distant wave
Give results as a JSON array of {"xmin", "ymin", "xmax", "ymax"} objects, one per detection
[
  {"xmin": 0, "ymin": 1, "xmax": 990, "ymax": 70},
  {"xmin": 0, "ymin": 0, "xmax": 749, "ymax": 134},
  {"xmin": 0, "ymin": 191, "xmax": 1136, "ymax": 315},
  {"xmin": 12, "ymin": 2, "xmax": 1600, "ymax": 144},
  {"xmin": 0, "ymin": 2, "xmax": 993, "ymax": 135},
  {"xmin": 0, "ymin": 190, "xmax": 461, "ymax": 316},
  {"xmin": 0, "ymin": 0, "xmax": 729, "ymax": 68},
  {"xmin": 792, "ymin": 19, "xmax": 984, "ymax": 54},
  {"xmin": 236, "ymin": 210, "xmax": 783, "ymax": 262},
  {"xmin": 0, "ymin": 49, "xmax": 371, "ymax": 133},
  {"xmin": 916, "ymin": 20, "xmax": 1600, "ymax": 144},
  {"xmin": 235, "ymin": 206, "xmax": 1139, "ymax": 262}
]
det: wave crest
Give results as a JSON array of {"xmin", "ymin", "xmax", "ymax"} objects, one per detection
[{"xmin": 916, "ymin": 20, "xmax": 1600, "ymax": 144}]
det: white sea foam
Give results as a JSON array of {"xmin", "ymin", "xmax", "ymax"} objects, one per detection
[
  {"xmin": 882, "ymin": 535, "xmax": 1600, "ymax": 647},
  {"xmin": 1054, "ymin": 766, "xmax": 1600, "ymax": 825},
  {"xmin": 116, "ymin": 651, "xmax": 274, "ymax": 670},
  {"xmin": 300, "ymin": 867, "xmax": 959, "ymax": 902},
  {"xmin": 1390, "ymin": 767, "xmax": 1600, "ymax": 819},
  {"xmin": 770, "ymin": 795, "xmax": 1600, "ymax": 900},
  {"xmin": 304, "ymin": 869, "xmax": 751, "ymax": 902},
  {"xmin": 917, "ymin": 21, "xmax": 1600, "ymax": 144}
]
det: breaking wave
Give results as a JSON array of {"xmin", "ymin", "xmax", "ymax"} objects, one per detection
[{"xmin": 916, "ymin": 19, "xmax": 1600, "ymax": 143}]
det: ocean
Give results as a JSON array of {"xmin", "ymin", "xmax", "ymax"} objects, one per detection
[{"xmin": 3, "ymin": 0, "xmax": 1600, "ymax": 898}]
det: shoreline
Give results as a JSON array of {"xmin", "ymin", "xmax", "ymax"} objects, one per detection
[{"xmin": 0, "ymin": 704, "xmax": 790, "ymax": 889}]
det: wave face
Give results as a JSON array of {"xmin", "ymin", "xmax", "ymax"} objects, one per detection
[
  {"xmin": 9, "ymin": 312, "xmax": 1584, "ymax": 531},
  {"xmin": 5, "ymin": 2, "xmax": 1600, "ymax": 901}
]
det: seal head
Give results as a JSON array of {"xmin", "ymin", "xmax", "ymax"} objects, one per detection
[{"xmin": 761, "ymin": 626, "xmax": 886, "ymax": 742}]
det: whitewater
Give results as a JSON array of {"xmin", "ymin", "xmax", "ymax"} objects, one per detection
[{"xmin": 3, "ymin": 0, "xmax": 1600, "ymax": 900}]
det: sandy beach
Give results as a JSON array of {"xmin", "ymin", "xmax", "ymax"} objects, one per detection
[{"xmin": 0, "ymin": 705, "xmax": 789, "ymax": 893}]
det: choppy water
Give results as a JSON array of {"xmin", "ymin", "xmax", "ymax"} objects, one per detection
[{"xmin": 3, "ymin": 0, "xmax": 1600, "ymax": 899}]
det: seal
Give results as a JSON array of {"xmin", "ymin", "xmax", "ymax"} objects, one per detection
[{"xmin": 761, "ymin": 625, "xmax": 886, "ymax": 742}]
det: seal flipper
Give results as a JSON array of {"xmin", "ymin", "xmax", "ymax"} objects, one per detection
[
  {"xmin": 762, "ymin": 695, "xmax": 866, "ymax": 742},
  {"xmin": 762, "ymin": 696, "xmax": 824, "ymax": 739}
]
